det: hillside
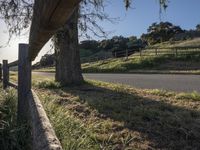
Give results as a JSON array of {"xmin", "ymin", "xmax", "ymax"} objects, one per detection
[
  {"xmin": 34, "ymin": 38, "xmax": 200, "ymax": 73},
  {"xmin": 154, "ymin": 38, "xmax": 200, "ymax": 48},
  {"xmin": 82, "ymin": 38, "xmax": 200, "ymax": 73}
]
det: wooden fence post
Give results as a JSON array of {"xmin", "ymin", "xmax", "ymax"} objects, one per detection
[
  {"xmin": 125, "ymin": 49, "xmax": 128, "ymax": 60},
  {"xmin": 175, "ymin": 49, "xmax": 178, "ymax": 58},
  {"xmin": 155, "ymin": 48, "xmax": 158, "ymax": 56},
  {"xmin": 18, "ymin": 44, "xmax": 31, "ymax": 122},
  {"xmin": 3, "ymin": 60, "xmax": 9, "ymax": 89},
  {"xmin": 139, "ymin": 48, "xmax": 142, "ymax": 57},
  {"xmin": 0, "ymin": 63, "xmax": 2, "ymax": 80}
]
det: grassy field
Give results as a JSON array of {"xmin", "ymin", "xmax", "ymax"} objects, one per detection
[
  {"xmin": 82, "ymin": 55, "xmax": 200, "ymax": 73},
  {"xmin": 0, "ymin": 83, "xmax": 30, "ymax": 150},
  {"xmin": 154, "ymin": 37, "xmax": 200, "ymax": 48},
  {"xmin": 34, "ymin": 38, "xmax": 200, "ymax": 74},
  {"xmin": 82, "ymin": 38, "xmax": 200, "ymax": 73},
  {"xmin": 7, "ymin": 72, "xmax": 200, "ymax": 149},
  {"xmin": 34, "ymin": 55, "xmax": 200, "ymax": 74}
]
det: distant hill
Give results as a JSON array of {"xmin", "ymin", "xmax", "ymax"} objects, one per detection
[{"xmin": 153, "ymin": 38, "xmax": 200, "ymax": 48}]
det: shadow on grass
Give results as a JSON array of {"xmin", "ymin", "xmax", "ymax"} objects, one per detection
[{"xmin": 57, "ymin": 82, "xmax": 200, "ymax": 149}]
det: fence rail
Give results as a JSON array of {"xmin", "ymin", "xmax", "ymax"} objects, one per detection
[
  {"xmin": 8, "ymin": 60, "xmax": 18, "ymax": 68},
  {"xmin": 0, "ymin": 43, "xmax": 62, "ymax": 150},
  {"xmin": 113, "ymin": 46, "xmax": 200, "ymax": 59}
]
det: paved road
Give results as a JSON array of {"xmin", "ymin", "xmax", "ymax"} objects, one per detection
[{"xmin": 33, "ymin": 72, "xmax": 200, "ymax": 93}]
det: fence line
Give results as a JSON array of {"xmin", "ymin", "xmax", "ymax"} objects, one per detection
[
  {"xmin": 113, "ymin": 46, "xmax": 200, "ymax": 59},
  {"xmin": 1, "ymin": 43, "xmax": 63, "ymax": 150}
]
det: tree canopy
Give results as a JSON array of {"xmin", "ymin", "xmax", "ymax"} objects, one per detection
[{"xmin": 141, "ymin": 22, "xmax": 183, "ymax": 45}]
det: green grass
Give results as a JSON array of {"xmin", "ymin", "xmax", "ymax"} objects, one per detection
[
  {"xmin": 81, "ymin": 38, "xmax": 200, "ymax": 73},
  {"xmin": 82, "ymin": 56, "xmax": 163, "ymax": 73},
  {"xmin": 176, "ymin": 91, "xmax": 200, "ymax": 101},
  {"xmin": 82, "ymin": 54, "xmax": 200, "ymax": 73},
  {"xmin": 0, "ymin": 83, "xmax": 30, "ymax": 150},
  {"xmin": 155, "ymin": 38, "xmax": 200, "ymax": 48},
  {"xmin": 40, "ymin": 94, "xmax": 100, "ymax": 149},
  {"xmin": 33, "ymin": 79, "xmax": 200, "ymax": 149}
]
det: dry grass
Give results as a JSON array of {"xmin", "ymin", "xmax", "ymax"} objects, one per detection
[
  {"xmin": 8, "ymin": 72, "xmax": 200, "ymax": 149},
  {"xmin": 33, "ymin": 79, "xmax": 200, "ymax": 150}
]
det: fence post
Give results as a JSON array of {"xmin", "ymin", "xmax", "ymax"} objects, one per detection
[
  {"xmin": 155, "ymin": 48, "xmax": 158, "ymax": 56},
  {"xmin": 18, "ymin": 44, "xmax": 31, "ymax": 122},
  {"xmin": 125, "ymin": 49, "xmax": 128, "ymax": 60},
  {"xmin": 0, "ymin": 63, "xmax": 2, "ymax": 80},
  {"xmin": 175, "ymin": 48, "xmax": 178, "ymax": 58},
  {"xmin": 3, "ymin": 60, "xmax": 9, "ymax": 89},
  {"xmin": 139, "ymin": 48, "xmax": 142, "ymax": 57}
]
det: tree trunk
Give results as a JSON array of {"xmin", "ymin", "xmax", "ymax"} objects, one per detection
[{"xmin": 55, "ymin": 8, "xmax": 83, "ymax": 85}]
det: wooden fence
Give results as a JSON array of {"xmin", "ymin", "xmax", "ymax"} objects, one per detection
[
  {"xmin": 113, "ymin": 46, "xmax": 200, "ymax": 59},
  {"xmin": 1, "ymin": 44, "xmax": 62, "ymax": 150}
]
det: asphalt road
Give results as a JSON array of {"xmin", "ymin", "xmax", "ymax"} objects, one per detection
[{"xmin": 33, "ymin": 72, "xmax": 200, "ymax": 93}]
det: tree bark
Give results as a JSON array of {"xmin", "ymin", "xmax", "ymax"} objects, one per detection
[{"xmin": 55, "ymin": 8, "xmax": 83, "ymax": 85}]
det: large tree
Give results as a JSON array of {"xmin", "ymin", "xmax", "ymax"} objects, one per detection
[
  {"xmin": 0, "ymin": 0, "xmax": 168, "ymax": 85},
  {"xmin": 54, "ymin": 8, "xmax": 83, "ymax": 85},
  {"xmin": 52, "ymin": 0, "xmax": 114, "ymax": 85}
]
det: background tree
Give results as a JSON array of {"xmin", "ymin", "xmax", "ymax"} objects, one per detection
[
  {"xmin": 141, "ymin": 22, "xmax": 183, "ymax": 45},
  {"xmin": 80, "ymin": 40, "xmax": 99, "ymax": 50},
  {"xmin": 196, "ymin": 24, "xmax": 200, "ymax": 31},
  {"xmin": 40, "ymin": 54, "xmax": 54, "ymax": 67}
]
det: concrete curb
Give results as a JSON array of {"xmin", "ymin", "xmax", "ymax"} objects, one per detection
[{"xmin": 28, "ymin": 90, "xmax": 63, "ymax": 150}]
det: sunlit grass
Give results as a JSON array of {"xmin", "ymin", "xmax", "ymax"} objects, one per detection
[{"xmin": 176, "ymin": 91, "xmax": 200, "ymax": 101}]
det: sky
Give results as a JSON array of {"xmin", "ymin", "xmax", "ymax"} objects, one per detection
[{"xmin": 0, "ymin": 0, "xmax": 199, "ymax": 64}]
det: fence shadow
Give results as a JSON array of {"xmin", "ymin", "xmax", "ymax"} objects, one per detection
[{"xmin": 58, "ymin": 82, "xmax": 200, "ymax": 149}]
